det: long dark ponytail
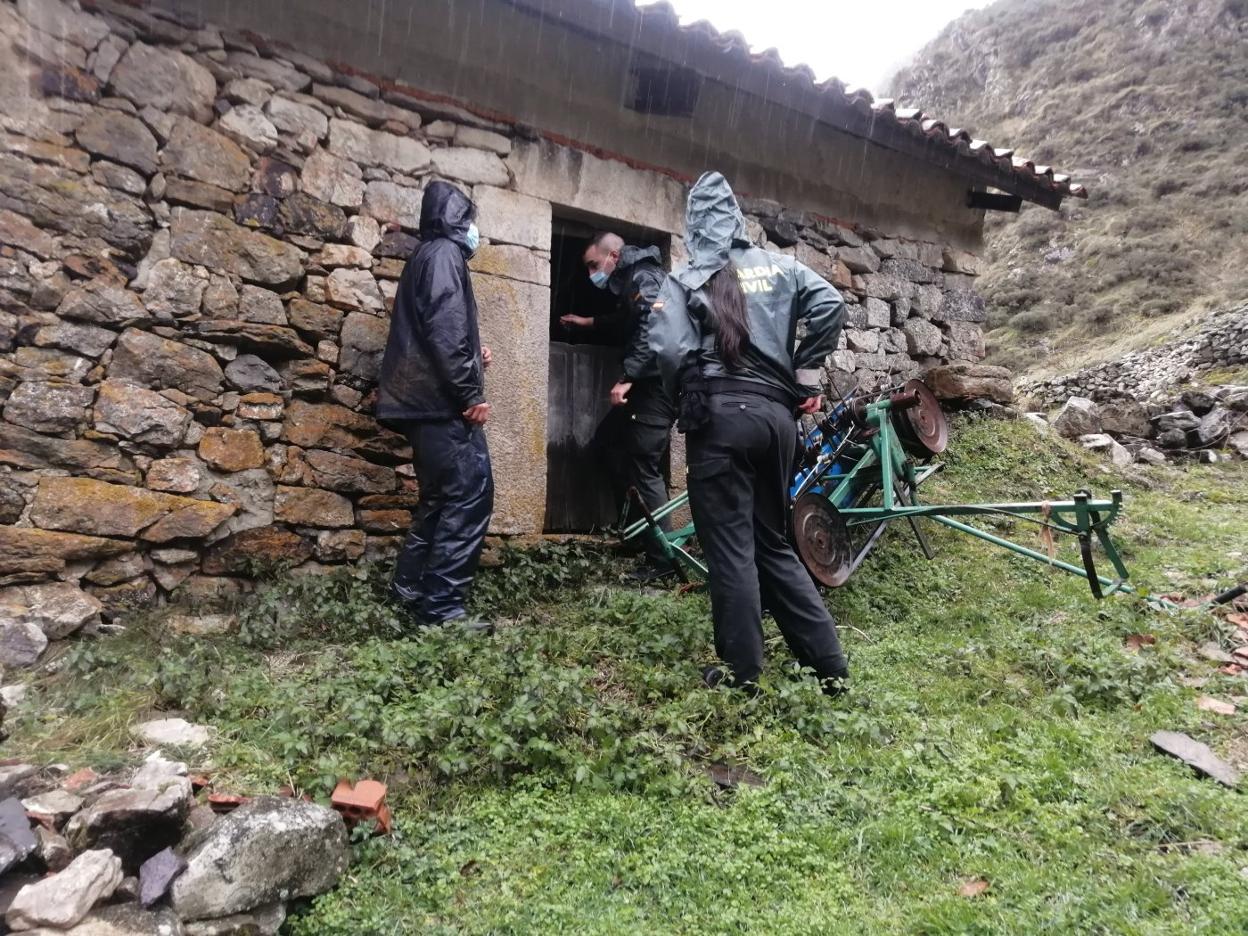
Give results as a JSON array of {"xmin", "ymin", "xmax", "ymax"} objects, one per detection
[{"xmin": 706, "ymin": 261, "xmax": 749, "ymax": 370}]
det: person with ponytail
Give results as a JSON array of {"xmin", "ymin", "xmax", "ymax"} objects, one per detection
[{"xmin": 649, "ymin": 172, "xmax": 849, "ymax": 695}]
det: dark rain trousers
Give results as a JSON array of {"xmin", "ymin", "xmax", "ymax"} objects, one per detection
[
  {"xmin": 594, "ymin": 378, "xmax": 676, "ymax": 561},
  {"xmin": 686, "ymin": 389, "xmax": 848, "ymax": 686},
  {"xmin": 390, "ymin": 419, "xmax": 494, "ymax": 625}
]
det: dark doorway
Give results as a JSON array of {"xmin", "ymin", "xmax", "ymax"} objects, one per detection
[{"xmin": 545, "ymin": 213, "xmax": 669, "ymax": 533}]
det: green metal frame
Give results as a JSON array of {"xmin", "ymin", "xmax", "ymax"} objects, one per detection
[{"xmin": 622, "ymin": 391, "xmax": 1138, "ymax": 600}]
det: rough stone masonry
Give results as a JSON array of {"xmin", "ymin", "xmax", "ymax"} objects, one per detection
[{"xmin": 0, "ymin": 0, "xmax": 991, "ymax": 642}]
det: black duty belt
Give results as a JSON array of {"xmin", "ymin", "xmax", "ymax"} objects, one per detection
[{"xmin": 707, "ymin": 378, "xmax": 797, "ymax": 408}]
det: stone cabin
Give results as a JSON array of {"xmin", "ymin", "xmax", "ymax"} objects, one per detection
[{"xmin": 0, "ymin": 0, "xmax": 1084, "ymax": 615}]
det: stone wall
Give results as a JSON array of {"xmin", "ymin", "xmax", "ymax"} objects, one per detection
[
  {"xmin": 1019, "ymin": 304, "xmax": 1248, "ymax": 406},
  {"xmin": 736, "ymin": 199, "xmax": 989, "ymax": 395},
  {"xmin": 0, "ymin": 0, "xmax": 988, "ymax": 619}
]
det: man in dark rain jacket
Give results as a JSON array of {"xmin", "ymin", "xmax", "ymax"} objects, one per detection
[
  {"xmin": 377, "ymin": 181, "xmax": 494, "ymax": 631},
  {"xmin": 562, "ymin": 232, "xmax": 675, "ymax": 576},
  {"xmin": 649, "ymin": 171, "xmax": 849, "ymax": 693}
]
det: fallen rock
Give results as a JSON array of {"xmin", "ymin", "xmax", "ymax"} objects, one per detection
[
  {"xmin": 0, "ymin": 582, "xmax": 102, "ymax": 639},
  {"xmin": 184, "ymin": 902, "xmax": 285, "ymax": 936},
  {"xmin": 139, "ymin": 846, "xmax": 187, "ymax": 909},
  {"xmin": 1079, "ymin": 433, "xmax": 1134, "ymax": 467},
  {"xmin": 20, "ymin": 903, "xmax": 183, "ymax": 935},
  {"xmin": 1180, "ymin": 389, "xmax": 1216, "ymax": 416},
  {"xmin": 923, "ymin": 363, "xmax": 1013, "ymax": 404},
  {"xmin": 130, "ymin": 752, "xmax": 190, "ymax": 792},
  {"xmin": 65, "ymin": 784, "xmax": 191, "ymax": 872},
  {"xmin": 35, "ymin": 826, "xmax": 72, "ymax": 872},
  {"xmin": 133, "ymin": 718, "xmax": 212, "ymax": 750},
  {"xmin": 164, "ymin": 613, "xmax": 238, "ymax": 637},
  {"xmin": 1195, "ymin": 408, "xmax": 1231, "ymax": 447},
  {"xmin": 21, "ymin": 789, "xmax": 84, "ymax": 827},
  {"xmin": 1135, "ymin": 445, "xmax": 1167, "ymax": 465},
  {"xmin": 1196, "ymin": 696, "xmax": 1237, "ymax": 716},
  {"xmin": 1099, "ymin": 400, "xmax": 1151, "ymax": 437},
  {"xmin": 1150, "ymin": 730, "xmax": 1240, "ymax": 788},
  {"xmin": 1230, "ymin": 431, "xmax": 1248, "ymax": 460},
  {"xmin": 1053, "ymin": 397, "xmax": 1101, "ymax": 439},
  {"xmin": 0, "ymin": 796, "xmax": 37, "ymax": 874},
  {"xmin": 170, "ymin": 797, "xmax": 348, "ymax": 921},
  {"xmin": 1153, "ymin": 410, "xmax": 1200, "ymax": 434},
  {"xmin": 5, "ymin": 848, "xmax": 123, "ymax": 931},
  {"xmin": 0, "ymin": 624, "xmax": 48, "ymax": 668},
  {"xmin": 1157, "ymin": 427, "xmax": 1189, "ymax": 449}
]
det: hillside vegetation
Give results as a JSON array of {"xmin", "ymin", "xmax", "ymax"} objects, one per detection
[
  {"xmin": 890, "ymin": 0, "xmax": 1248, "ymax": 377},
  {"xmin": 8, "ymin": 419, "xmax": 1248, "ymax": 932}
]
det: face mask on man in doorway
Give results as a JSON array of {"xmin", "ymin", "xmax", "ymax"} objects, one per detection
[{"xmin": 584, "ymin": 236, "xmax": 621, "ymax": 290}]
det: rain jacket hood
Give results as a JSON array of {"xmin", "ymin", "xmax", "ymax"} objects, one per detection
[
  {"xmin": 419, "ymin": 180, "xmax": 477, "ymax": 254},
  {"xmin": 675, "ymin": 172, "xmax": 752, "ymax": 292},
  {"xmin": 377, "ymin": 182, "xmax": 484, "ymax": 423},
  {"xmin": 608, "ymin": 244, "xmax": 664, "ymax": 295},
  {"xmin": 649, "ymin": 173, "xmax": 847, "ymax": 404}
]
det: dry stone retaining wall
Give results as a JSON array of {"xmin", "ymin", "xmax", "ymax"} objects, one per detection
[
  {"xmin": 0, "ymin": 0, "xmax": 990, "ymax": 624},
  {"xmin": 1020, "ymin": 304, "xmax": 1248, "ymax": 406}
]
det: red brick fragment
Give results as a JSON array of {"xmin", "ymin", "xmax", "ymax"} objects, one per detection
[
  {"xmin": 331, "ymin": 779, "xmax": 391, "ymax": 835},
  {"xmin": 207, "ymin": 793, "xmax": 250, "ymax": 813},
  {"xmin": 62, "ymin": 768, "xmax": 99, "ymax": 792}
]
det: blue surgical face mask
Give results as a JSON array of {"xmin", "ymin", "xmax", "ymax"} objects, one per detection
[
  {"xmin": 464, "ymin": 223, "xmax": 480, "ymax": 254},
  {"xmin": 589, "ymin": 269, "xmax": 610, "ymax": 289}
]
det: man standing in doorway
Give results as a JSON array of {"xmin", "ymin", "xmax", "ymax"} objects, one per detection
[
  {"xmin": 377, "ymin": 181, "xmax": 494, "ymax": 632},
  {"xmin": 561, "ymin": 232, "xmax": 675, "ymax": 579}
]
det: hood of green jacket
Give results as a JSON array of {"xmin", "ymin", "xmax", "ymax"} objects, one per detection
[{"xmin": 675, "ymin": 171, "xmax": 751, "ymax": 291}]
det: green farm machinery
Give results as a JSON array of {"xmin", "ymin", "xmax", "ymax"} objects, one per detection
[{"xmin": 623, "ymin": 380, "xmax": 1143, "ymax": 600}]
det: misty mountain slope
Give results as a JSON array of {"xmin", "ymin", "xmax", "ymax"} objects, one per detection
[{"xmin": 890, "ymin": 0, "xmax": 1248, "ymax": 377}]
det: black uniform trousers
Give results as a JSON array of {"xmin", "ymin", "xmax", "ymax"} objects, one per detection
[
  {"xmin": 390, "ymin": 418, "xmax": 494, "ymax": 625},
  {"xmin": 685, "ymin": 389, "xmax": 848, "ymax": 686},
  {"xmin": 595, "ymin": 378, "xmax": 676, "ymax": 561}
]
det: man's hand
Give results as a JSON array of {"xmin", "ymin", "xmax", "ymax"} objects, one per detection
[
  {"xmin": 560, "ymin": 314, "xmax": 593, "ymax": 328},
  {"xmin": 463, "ymin": 402, "xmax": 491, "ymax": 425},
  {"xmin": 481, "ymin": 345, "xmax": 492, "ymax": 370},
  {"xmin": 797, "ymin": 395, "xmax": 824, "ymax": 415},
  {"xmin": 609, "ymin": 381, "xmax": 633, "ymax": 407}
]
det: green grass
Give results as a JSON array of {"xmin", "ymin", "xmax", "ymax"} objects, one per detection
[{"xmin": 7, "ymin": 417, "xmax": 1248, "ymax": 934}]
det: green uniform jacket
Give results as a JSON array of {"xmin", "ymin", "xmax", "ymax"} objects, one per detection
[{"xmin": 649, "ymin": 172, "xmax": 846, "ymax": 400}]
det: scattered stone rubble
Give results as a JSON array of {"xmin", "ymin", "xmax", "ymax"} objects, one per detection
[
  {"xmin": 1020, "ymin": 304, "xmax": 1248, "ymax": 406},
  {"xmin": 0, "ymin": 749, "xmax": 349, "ymax": 935},
  {"xmin": 1030, "ymin": 386, "xmax": 1248, "ymax": 466},
  {"xmin": 0, "ymin": 0, "xmax": 997, "ymax": 667}
]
